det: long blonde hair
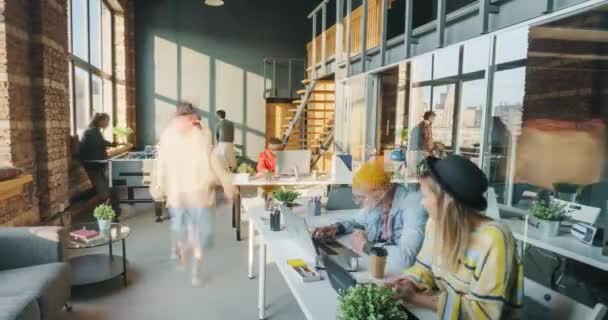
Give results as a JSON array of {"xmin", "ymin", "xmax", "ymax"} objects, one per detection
[{"xmin": 421, "ymin": 175, "xmax": 480, "ymax": 271}]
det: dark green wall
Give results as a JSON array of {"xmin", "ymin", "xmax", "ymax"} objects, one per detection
[{"xmin": 135, "ymin": 0, "xmax": 314, "ymax": 157}]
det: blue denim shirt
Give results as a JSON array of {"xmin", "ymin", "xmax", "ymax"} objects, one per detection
[{"xmin": 335, "ymin": 184, "xmax": 428, "ymax": 268}]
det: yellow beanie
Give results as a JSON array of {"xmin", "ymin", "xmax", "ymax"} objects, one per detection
[{"xmin": 352, "ymin": 158, "xmax": 390, "ymax": 191}]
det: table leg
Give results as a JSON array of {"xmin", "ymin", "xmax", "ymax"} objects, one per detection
[
  {"xmin": 232, "ymin": 198, "xmax": 236, "ymax": 228},
  {"xmin": 122, "ymin": 239, "xmax": 128, "ymax": 287},
  {"xmin": 258, "ymin": 240, "xmax": 267, "ymax": 320},
  {"xmin": 235, "ymin": 189, "xmax": 242, "ymax": 241},
  {"xmin": 154, "ymin": 201, "xmax": 164, "ymax": 223},
  {"xmin": 110, "ymin": 188, "xmax": 122, "ymax": 219},
  {"xmin": 248, "ymin": 220, "xmax": 255, "ymax": 279},
  {"xmin": 127, "ymin": 187, "xmax": 135, "ymax": 206}
]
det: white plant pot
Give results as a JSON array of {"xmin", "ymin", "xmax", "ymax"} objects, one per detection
[
  {"xmin": 530, "ymin": 217, "xmax": 561, "ymax": 237},
  {"xmin": 97, "ymin": 219, "xmax": 112, "ymax": 231},
  {"xmin": 235, "ymin": 173, "xmax": 250, "ymax": 182}
]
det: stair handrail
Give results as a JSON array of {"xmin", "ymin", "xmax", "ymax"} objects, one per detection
[
  {"xmin": 281, "ymin": 80, "xmax": 317, "ymax": 149},
  {"xmin": 310, "ymin": 125, "xmax": 335, "ymax": 168}
]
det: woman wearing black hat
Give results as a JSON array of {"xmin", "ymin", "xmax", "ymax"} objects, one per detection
[{"xmin": 386, "ymin": 155, "xmax": 523, "ymax": 319}]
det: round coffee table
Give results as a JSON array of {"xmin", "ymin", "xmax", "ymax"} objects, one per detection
[{"xmin": 67, "ymin": 222, "xmax": 131, "ymax": 287}]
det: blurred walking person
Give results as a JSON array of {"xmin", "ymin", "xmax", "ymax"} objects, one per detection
[
  {"xmin": 215, "ymin": 109, "xmax": 236, "ymax": 170},
  {"xmin": 151, "ymin": 102, "xmax": 236, "ymax": 286}
]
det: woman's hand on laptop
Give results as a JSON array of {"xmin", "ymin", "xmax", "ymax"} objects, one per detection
[{"xmin": 312, "ymin": 225, "xmax": 337, "ymax": 240}]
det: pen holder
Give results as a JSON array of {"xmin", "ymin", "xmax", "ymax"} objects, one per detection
[
  {"xmin": 307, "ymin": 200, "xmax": 322, "ymax": 217},
  {"xmin": 270, "ymin": 209, "xmax": 281, "ymax": 232}
]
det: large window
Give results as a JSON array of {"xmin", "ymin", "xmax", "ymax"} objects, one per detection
[{"xmin": 69, "ymin": 0, "xmax": 115, "ymax": 140}]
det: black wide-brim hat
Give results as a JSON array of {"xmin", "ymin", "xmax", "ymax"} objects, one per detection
[{"xmin": 423, "ymin": 154, "xmax": 489, "ymax": 211}]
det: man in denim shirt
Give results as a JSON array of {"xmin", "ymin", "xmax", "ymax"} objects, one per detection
[{"xmin": 313, "ymin": 159, "xmax": 428, "ymax": 268}]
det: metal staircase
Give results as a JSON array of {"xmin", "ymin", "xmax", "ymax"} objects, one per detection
[{"xmin": 280, "ymin": 79, "xmax": 335, "ymax": 171}]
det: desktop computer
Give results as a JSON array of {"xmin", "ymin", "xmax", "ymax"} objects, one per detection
[{"xmin": 275, "ymin": 150, "xmax": 312, "ymax": 176}]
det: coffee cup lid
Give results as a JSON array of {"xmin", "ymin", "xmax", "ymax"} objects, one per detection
[{"xmin": 370, "ymin": 247, "xmax": 388, "ymax": 257}]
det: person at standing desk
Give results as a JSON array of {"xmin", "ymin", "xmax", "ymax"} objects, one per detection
[
  {"xmin": 387, "ymin": 155, "xmax": 524, "ymax": 319},
  {"xmin": 80, "ymin": 112, "xmax": 113, "ymax": 203},
  {"xmin": 312, "ymin": 158, "xmax": 428, "ymax": 268},
  {"xmin": 215, "ymin": 110, "xmax": 236, "ymax": 170},
  {"xmin": 407, "ymin": 111, "xmax": 436, "ymax": 177},
  {"xmin": 255, "ymin": 137, "xmax": 282, "ymax": 197}
]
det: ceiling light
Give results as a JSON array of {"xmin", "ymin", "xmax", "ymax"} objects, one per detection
[{"xmin": 205, "ymin": 0, "xmax": 224, "ymax": 6}]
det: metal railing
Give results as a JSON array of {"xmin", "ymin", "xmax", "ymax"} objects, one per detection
[
  {"xmin": 263, "ymin": 58, "xmax": 305, "ymax": 99},
  {"xmin": 307, "ymin": 0, "xmax": 566, "ymax": 79}
]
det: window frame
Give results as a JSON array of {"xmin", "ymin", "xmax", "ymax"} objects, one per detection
[{"xmin": 69, "ymin": 0, "xmax": 116, "ymax": 138}]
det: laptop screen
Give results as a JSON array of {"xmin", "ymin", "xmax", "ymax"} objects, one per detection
[{"xmin": 322, "ymin": 255, "xmax": 357, "ymax": 295}]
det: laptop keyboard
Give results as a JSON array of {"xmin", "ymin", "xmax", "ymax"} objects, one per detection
[{"xmin": 319, "ymin": 242, "xmax": 339, "ymax": 255}]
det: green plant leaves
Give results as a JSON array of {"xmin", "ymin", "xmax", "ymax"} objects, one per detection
[
  {"xmin": 93, "ymin": 204, "xmax": 116, "ymax": 220},
  {"xmin": 530, "ymin": 198, "xmax": 568, "ymax": 221},
  {"xmin": 337, "ymin": 284, "xmax": 408, "ymax": 320},
  {"xmin": 272, "ymin": 187, "xmax": 301, "ymax": 204}
]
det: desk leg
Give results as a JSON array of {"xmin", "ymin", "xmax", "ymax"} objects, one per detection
[
  {"xmin": 235, "ymin": 189, "xmax": 242, "ymax": 241},
  {"xmin": 248, "ymin": 220, "xmax": 255, "ymax": 279},
  {"xmin": 154, "ymin": 201, "xmax": 164, "ymax": 223},
  {"xmin": 258, "ymin": 240, "xmax": 267, "ymax": 320}
]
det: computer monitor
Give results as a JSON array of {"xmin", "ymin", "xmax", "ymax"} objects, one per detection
[{"xmin": 276, "ymin": 150, "xmax": 312, "ymax": 176}]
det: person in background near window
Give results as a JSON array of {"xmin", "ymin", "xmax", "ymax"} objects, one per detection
[
  {"xmin": 151, "ymin": 102, "xmax": 236, "ymax": 287},
  {"xmin": 256, "ymin": 137, "xmax": 282, "ymax": 174},
  {"xmin": 80, "ymin": 112, "xmax": 113, "ymax": 204},
  {"xmin": 407, "ymin": 111, "xmax": 436, "ymax": 176},
  {"xmin": 215, "ymin": 110, "xmax": 236, "ymax": 170},
  {"xmin": 386, "ymin": 155, "xmax": 523, "ymax": 319},
  {"xmin": 312, "ymin": 158, "xmax": 428, "ymax": 268}
]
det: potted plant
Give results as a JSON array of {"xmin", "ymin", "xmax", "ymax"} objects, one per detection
[
  {"xmin": 272, "ymin": 187, "xmax": 301, "ymax": 208},
  {"xmin": 93, "ymin": 204, "xmax": 116, "ymax": 231},
  {"xmin": 529, "ymin": 191, "xmax": 568, "ymax": 237},
  {"xmin": 337, "ymin": 284, "xmax": 408, "ymax": 320},
  {"xmin": 113, "ymin": 126, "xmax": 133, "ymax": 145},
  {"xmin": 235, "ymin": 162, "xmax": 256, "ymax": 181}
]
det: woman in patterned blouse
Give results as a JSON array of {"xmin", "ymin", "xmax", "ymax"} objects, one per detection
[{"xmin": 386, "ymin": 155, "xmax": 523, "ymax": 319}]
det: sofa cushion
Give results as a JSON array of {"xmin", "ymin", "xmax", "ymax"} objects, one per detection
[
  {"xmin": 0, "ymin": 294, "xmax": 40, "ymax": 320},
  {"xmin": 0, "ymin": 263, "xmax": 70, "ymax": 320}
]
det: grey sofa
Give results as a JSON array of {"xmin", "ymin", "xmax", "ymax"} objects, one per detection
[{"xmin": 0, "ymin": 227, "xmax": 71, "ymax": 320}]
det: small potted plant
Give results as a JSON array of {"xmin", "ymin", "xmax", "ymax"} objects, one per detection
[
  {"xmin": 272, "ymin": 187, "xmax": 301, "ymax": 208},
  {"xmin": 93, "ymin": 204, "xmax": 116, "ymax": 231},
  {"xmin": 235, "ymin": 162, "xmax": 256, "ymax": 181},
  {"xmin": 337, "ymin": 284, "xmax": 408, "ymax": 320},
  {"xmin": 113, "ymin": 126, "xmax": 133, "ymax": 145},
  {"xmin": 529, "ymin": 191, "xmax": 568, "ymax": 237}
]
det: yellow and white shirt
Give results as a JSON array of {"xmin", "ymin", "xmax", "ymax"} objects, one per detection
[{"xmin": 404, "ymin": 219, "xmax": 524, "ymax": 320}]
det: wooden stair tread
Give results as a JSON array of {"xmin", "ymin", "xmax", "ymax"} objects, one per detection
[
  {"xmin": 301, "ymin": 79, "xmax": 312, "ymax": 85},
  {"xmin": 293, "ymin": 100, "xmax": 335, "ymax": 104},
  {"xmin": 288, "ymin": 109, "xmax": 335, "ymax": 112},
  {"xmin": 297, "ymin": 89, "xmax": 334, "ymax": 95}
]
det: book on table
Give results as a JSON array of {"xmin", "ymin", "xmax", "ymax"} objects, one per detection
[
  {"xmin": 286, "ymin": 259, "xmax": 322, "ymax": 282},
  {"xmin": 70, "ymin": 228, "xmax": 99, "ymax": 240}
]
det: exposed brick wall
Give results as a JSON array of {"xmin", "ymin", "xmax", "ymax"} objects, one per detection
[{"xmin": 0, "ymin": 0, "xmax": 136, "ymax": 226}]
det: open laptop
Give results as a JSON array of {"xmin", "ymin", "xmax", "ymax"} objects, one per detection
[
  {"xmin": 276, "ymin": 150, "xmax": 312, "ymax": 176},
  {"xmin": 282, "ymin": 208, "xmax": 360, "ymax": 271}
]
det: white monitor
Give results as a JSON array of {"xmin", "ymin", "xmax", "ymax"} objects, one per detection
[
  {"xmin": 276, "ymin": 150, "xmax": 312, "ymax": 176},
  {"xmin": 282, "ymin": 208, "xmax": 317, "ymax": 260}
]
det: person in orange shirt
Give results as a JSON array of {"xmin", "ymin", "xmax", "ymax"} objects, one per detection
[
  {"xmin": 256, "ymin": 137, "xmax": 282, "ymax": 197},
  {"xmin": 256, "ymin": 137, "xmax": 282, "ymax": 174}
]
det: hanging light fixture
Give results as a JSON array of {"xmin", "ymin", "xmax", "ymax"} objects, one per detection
[{"xmin": 205, "ymin": 0, "xmax": 224, "ymax": 6}]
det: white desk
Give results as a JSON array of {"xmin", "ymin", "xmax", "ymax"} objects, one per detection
[
  {"xmin": 500, "ymin": 218, "xmax": 608, "ymax": 272},
  {"xmin": 231, "ymin": 175, "xmax": 352, "ymax": 241},
  {"xmin": 248, "ymin": 205, "xmax": 436, "ymax": 320}
]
